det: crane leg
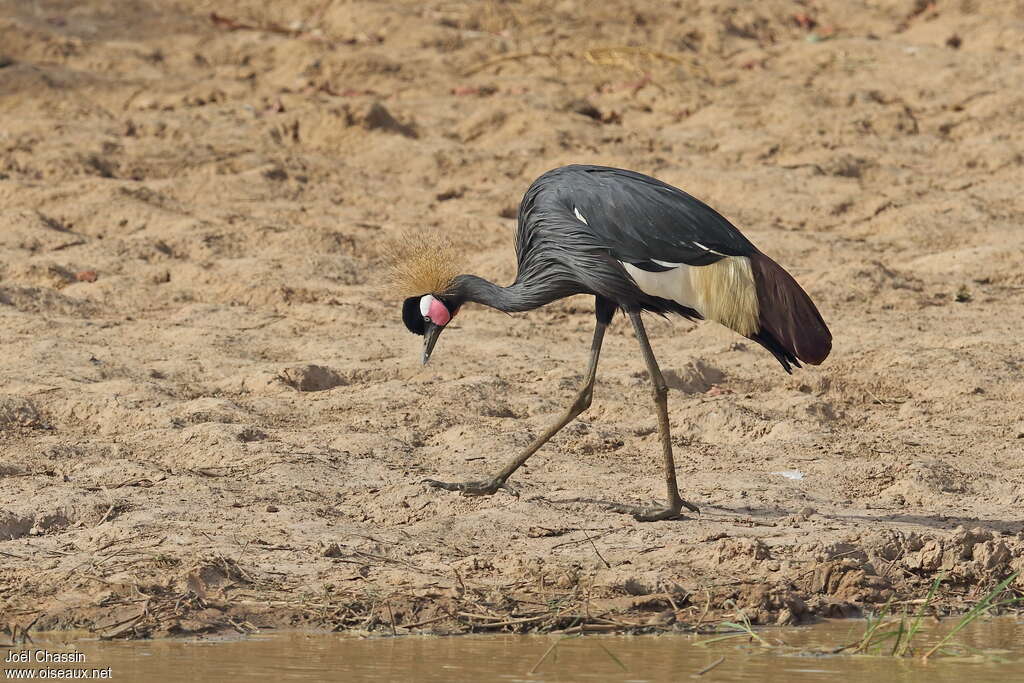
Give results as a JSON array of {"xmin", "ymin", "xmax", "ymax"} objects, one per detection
[
  {"xmin": 602, "ymin": 311, "xmax": 700, "ymax": 521},
  {"xmin": 423, "ymin": 316, "xmax": 608, "ymax": 497},
  {"xmin": 544, "ymin": 311, "xmax": 700, "ymax": 521}
]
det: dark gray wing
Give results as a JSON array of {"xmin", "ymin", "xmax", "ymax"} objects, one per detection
[{"xmin": 535, "ymin": 165, "xmax": 758, "ymax": 270}]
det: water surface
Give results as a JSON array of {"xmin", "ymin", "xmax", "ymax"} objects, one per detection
[{"xmin": 5, "ymin": 619, "xmax": 1022, "ymax": 682}]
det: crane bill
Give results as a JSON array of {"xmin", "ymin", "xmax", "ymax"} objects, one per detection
[{"xmin": 422, "ymin": 322, "xmax": 444, "ymax": 364}]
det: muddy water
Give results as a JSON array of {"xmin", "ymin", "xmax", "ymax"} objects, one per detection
[{"xmin": 6, "ymin": 619, "xmax": 1022, "ymax": 682}]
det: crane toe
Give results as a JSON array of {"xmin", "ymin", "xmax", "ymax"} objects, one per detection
[
  {"xmin": 546, "ymin": 497, "xmax": 700, "ymax": 522},
  {"xmin": 611, "ymin": 504, "xmax": 687, "ymax": 522},
  {"xmin": 422, "ymin": 478, "xmax": 518, "ymax": 498}
]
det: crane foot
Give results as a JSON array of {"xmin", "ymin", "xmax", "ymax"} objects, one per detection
[
  {"xmin": 550, "ymin": 497, "xmax": 699, "ymax": 522},
  {"xmin": 422, "ymin": 478, "xmax": 518, "ymax": 498},
  {"xmin": 607, "ymin": 503, "xmax": 688, "ymax": 522}
]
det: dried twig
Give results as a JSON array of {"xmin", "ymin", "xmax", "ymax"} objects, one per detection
[
  {"xmin": 693, "ymin": 656, "xmax": 725, "ymax": 677},
  {"xmin": 385, "ymin": 600, "xmax": 398, "ymax": 636},
  {"xmin": 529, "ymin": 638, "xmax": 562, "ymax": 674},
  {"xmin": 462, "ymin": 51, "xmax": 555, "ymax": 76},
  {"xmin": 458, "ymin": 611, "xmax": 579, "ymax": 629},
  {"xmin": 583, "ymin": 530, "xmax": 611, "ymax": 569}
]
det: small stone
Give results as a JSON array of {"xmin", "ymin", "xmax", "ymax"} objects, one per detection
[
  {"xmin": 776, "ymin": 607, "xmax": 796, "ymax": 625},
  {"xmin": 265, "ymin": 504, "xmax": 279, "ymax": 513},
  {"xmin": 623, "ymin": 578, "xmax": 653, "ymax": 595},
  {"xmin": 566, "ymin": 98, "xmax": 602, "ymax": 120},
  {"xmin": 354, "ymin": 101, "xmax": 417, "ymax": 138},
  {"xmin": 646, "ymin": 609, "xmax": 675, "ymax": 625}
]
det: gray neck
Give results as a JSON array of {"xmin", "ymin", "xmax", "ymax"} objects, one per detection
[{"xmin": 454, "ymin": 274, "xmax": 576, "ymax": 313}]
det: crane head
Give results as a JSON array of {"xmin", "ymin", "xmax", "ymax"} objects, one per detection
[
  {"xmin": 402, "ymin": 293, "xmax": 460, "ymax": 364},
  {"xmin": 386, "ymin": 232, "xmax": 463, "ymax": 364}
]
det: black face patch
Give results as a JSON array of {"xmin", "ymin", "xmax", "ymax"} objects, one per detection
[{"xmin": 402, "ymin": 296, "xmax": 426, "ymax": 336}]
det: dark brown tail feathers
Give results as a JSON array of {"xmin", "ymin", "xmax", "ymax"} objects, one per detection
[{"xmin": 747, "ymin": 252, "xmax": 831, "ymax": 373}]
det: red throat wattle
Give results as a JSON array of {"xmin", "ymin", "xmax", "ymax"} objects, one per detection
[{"xmin": 427, "ymin": 297, "xmax": 451, "ymax": 326}]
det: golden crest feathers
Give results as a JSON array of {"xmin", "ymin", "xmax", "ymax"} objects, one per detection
[{"xmin": 385, "ymin": 231, "xmax": 462, "ymax": 297}]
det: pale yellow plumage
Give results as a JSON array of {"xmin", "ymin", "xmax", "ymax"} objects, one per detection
[
  {"xmin": 623, "ymin": 256, "xmax": 760, "ymax": 337},
  {"xmin": 690, "ymin": 256, "xmax": 759, "ymax": 337}
]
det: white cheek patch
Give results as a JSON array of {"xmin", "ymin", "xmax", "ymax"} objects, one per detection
[
  {"xmin": 419, "ymin": 294, "xmax": 452, "ymax": 326},
  {"xmin": 419, "ymin": 294, "xmax": 433, "ymax": 317}
]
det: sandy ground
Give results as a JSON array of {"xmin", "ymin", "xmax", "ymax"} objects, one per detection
[{"xmin": 1, "ymin": 0, "xmax": 1023, "ymax": 639}]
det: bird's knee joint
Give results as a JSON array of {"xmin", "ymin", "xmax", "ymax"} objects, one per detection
[
  {"xmin": 652, "ymin": 383, "xmax": 668, "ymax": 401},
  {"xmin": 571, "ymin": 390, "xmax": 593, "ymax": 414}
]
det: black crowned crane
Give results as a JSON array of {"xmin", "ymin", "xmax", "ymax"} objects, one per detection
[{"xmin": 396, "ymin": 165, "xmax": 831, "ymax": 521}]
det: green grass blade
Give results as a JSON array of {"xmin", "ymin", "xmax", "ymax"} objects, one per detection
[
  {"xmin": 897, "ymin": 573, "xmax": 944, "ymax": 656},
  {"xmin": 923, "ymin": 570, "xmax": 1020, "ymax": 660},
  {"xmin": 697, "ymin": 616, "xmax": 768, "ymax": 647},
  {"xmin": 889, "ymin": 617, "xmax": 907, "ymax": 657},
  {"xmin": 596, "ymin": 642, "xmax": 628, "ymax": 672},
  {"xmin": 854, "ymin": 597, "xmax": 896, "ymax": 654},
  {"xmin": 696, "ymin": 632, "xmax": 750, "ymax": 647}
]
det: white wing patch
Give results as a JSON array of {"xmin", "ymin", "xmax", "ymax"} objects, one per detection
[
  {"xmin": 573, "ymin": 206, "xmax": 589, "ymax": 225},
  {"xmin": 621, "ymin": 262, "xmax": 703, "ymax": 316},
  {"xmin": 693, "ymin": 241, "xmax": 728, "ymax": 257},
  {"xmin": 621, "ymin": 256, "xmax": 760, "ymax": 336}
]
